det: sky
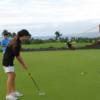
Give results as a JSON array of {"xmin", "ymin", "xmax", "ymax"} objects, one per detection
[{"xmin": 0, "ymin": 0, "xmax": 100, "ymax": 36}]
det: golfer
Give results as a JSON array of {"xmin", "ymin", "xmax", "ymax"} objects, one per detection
[{"xmin": 2, "ymin": 29, "xmax": 31, "ymax": 100}]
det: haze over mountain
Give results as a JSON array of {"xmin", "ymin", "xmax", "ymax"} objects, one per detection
[{"xmin": 0, "ymin": 19, "xmax": 100, "ymax": 39}]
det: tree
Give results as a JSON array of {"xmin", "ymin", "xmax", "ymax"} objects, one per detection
[{"xmin": 54, "ymin": 31, "xmax": 62, "ymax": 40}]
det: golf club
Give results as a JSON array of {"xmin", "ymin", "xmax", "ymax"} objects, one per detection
[{"xmin": 26, "ymin": 70, "xmax": 46, "ymax": 96}]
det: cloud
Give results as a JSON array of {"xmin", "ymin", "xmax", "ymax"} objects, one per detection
[{"xmin": 0, "ymin": 0, "xmax": 100, "ymax": 25}]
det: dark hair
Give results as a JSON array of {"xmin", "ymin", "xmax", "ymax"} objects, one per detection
[
  {"xmin": 17, "ymin": 29, "xmax": 31, "ymax": 37},
  {"xmin": 9, "ymin": 29, "xmax": 31, "ymax": 50}
]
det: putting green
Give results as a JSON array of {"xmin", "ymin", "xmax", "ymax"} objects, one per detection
[{"xmin": 0, "ymin": 50, "xmax": 100, "ymax": 100}]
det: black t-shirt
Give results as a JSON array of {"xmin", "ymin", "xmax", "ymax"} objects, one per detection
[{"xmin": 2, "ymin": 38, "xmax": 21, "ymax": 66}]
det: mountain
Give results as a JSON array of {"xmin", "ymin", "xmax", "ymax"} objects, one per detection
[
  {"xmin": 0, "ymin": 19, "xmax": 100, "ymax": 39},
  {"xmin": 74, "ymin": 32, "xmax": 100, "ymax": 38}
]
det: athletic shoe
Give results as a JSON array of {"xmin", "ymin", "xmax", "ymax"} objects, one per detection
[
  {"xmin": 6, "ymin": 95, "xmax": 18, "ymax": 100},
  {"xmin": 11, "ymin": 91, "xmax": 23, "ymax": 97}
]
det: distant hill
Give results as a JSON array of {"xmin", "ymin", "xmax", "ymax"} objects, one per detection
[
  {"xmin": 32, "ymin": 32, "xmax": 100, "ymax": 39},
  {"xmin": 74, "ymin": 32, "xmax": 100, "ymax": 38}
]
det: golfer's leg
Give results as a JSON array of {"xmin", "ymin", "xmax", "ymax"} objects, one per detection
[{"xmin": 7, "ymin": 72, "xmax": 16, "ymax": 95}]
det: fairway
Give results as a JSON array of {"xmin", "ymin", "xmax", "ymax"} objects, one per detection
[{"xmin": 0, "ymin": 50, "xmax": 100, "ymax": 100}]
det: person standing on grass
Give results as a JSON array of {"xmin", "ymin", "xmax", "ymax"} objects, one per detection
[
  {"xmin": 2, "ymin": 29, "xmax": 31, "ymax": 100},
  {"xmin": 1, "ymin": 30, "xmax": 11, "ymax": 54}
]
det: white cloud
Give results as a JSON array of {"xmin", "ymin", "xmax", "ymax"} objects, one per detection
[{"xmin": 0, "ymin": 0, "xmax": 100, "ymax": 25}]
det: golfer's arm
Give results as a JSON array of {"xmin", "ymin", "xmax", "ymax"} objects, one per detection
[{"xmin": 16, "ymin": 55, "xmax": 27, "ymax": 70}]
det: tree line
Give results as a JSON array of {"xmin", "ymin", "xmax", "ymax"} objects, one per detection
[{"xmin": 1, "ymin": 30, "xmax": 100, "ymax": 44}]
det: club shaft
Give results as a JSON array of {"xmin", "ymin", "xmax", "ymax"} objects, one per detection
[{"xmin": 28, "ymin": 73, "xmax": 40, "ymax": 91}]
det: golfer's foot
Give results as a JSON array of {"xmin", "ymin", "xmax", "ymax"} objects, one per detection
[
  {"xmin": 6, "ymin": 95, "xmax": 18, "ymax": 100},
  {"xmin": 11, "ymin": 91, "xmax": 23, "ymax": 97}
]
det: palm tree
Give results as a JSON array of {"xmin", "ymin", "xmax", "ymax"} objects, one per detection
[{"xmin": 54, "ymin": 31, "xmax": 62, "ymax": 40}]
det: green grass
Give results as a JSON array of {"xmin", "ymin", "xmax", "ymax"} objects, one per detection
[
  {"xmin": 22, "ymin": 42, "xmax": 66, "ymax": 49},
  {"xmin": 0, "ymin": 42, "xmax": 92, "ymax": 51},
  {"xmin": 0, "ymin": 50, "xmax": 100, "ymax": 100},
  {"xmin": 22, "ymin": 42, "xmax": 91, "ymax": 49},
  {"xmin": 74, "ymin": 42, "xmax": 92, "ymax": 47}
]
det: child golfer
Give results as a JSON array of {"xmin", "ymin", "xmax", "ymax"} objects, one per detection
[{"xmin": 2, "ymin": 29, "xmax": 31, "ymax": 100}]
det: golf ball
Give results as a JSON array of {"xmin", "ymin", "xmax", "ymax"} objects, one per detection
[{"xmin": 80, "ymin": 72, "xmax": 84, "ymax": 75}]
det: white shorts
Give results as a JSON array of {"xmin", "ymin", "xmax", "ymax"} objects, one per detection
[{"xmin": 3, "ymin": 66, "xmax": 15, "ymax": 73}]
